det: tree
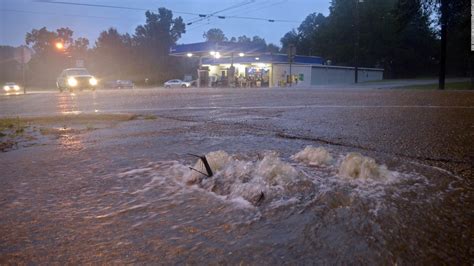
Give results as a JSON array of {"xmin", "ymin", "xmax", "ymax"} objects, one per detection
[
  {"xmin": 0, "ymin": 46, "xmax": 20, "ymax": 83},
  {"xmin": 203, "ymin": 28, "xmax": 227, "ymax": 42},
  {"xmin": 25, "ymin": 27, "xmax": 78, "ymax": 85},
  {"xmin": 133, "ymin": 8, "xmax": 186, "ymax": 82},
  {"xmin": 281, "ymin": 0, "xmax": 438, "ymax": 78},
  {"xmin": 72, "ymin": 37, "xmax": 89, "ymax": 58},
  {"xmin": 297, "ymin": 13, "xmax": 326, "ymax": 56},
  {"xmin": 92, "ymin": 28, "xmax": 132, "ymax": 78},
  {"xmin": 280, "ymin": 29, "xmax": 299, "ymax": 54},
  {"xmin": 236, "ymin": 35, "xmax": 252, "ymax": 43},
  {"xmin": 266, "ymin": 43, "xmax": 280, "ymax": 54},
  {"xmin": 25, "ymin": 27, "xmax": 59, "ymax": 54},
  {"xmin": 398, "ymin": 0, "xmax": 470, "ymax": 88}
]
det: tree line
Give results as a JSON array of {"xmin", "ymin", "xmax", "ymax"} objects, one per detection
[
  {"xmin": 0, "ymin": 0, "xmax": 470, "ymax": 86},
  {"xmin": 1, "ymin": 8, "xmax": 190, "ymax": 86},
  {"xmin": 279, "ymin": 0, "xmax": 469, "ymax": 79}
]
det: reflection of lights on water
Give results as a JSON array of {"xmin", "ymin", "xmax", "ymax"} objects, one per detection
[
  {"xmin": 62, "ymin": 111, "xmax": 82, "ymax": 115},
  {"xmin": 5, "ymin": 92, "xmax": 22, "ymax": 96},
  {"xmin": 58, "ymin": 134, "xmax": 84, "ymax": 151},
  {"xmin": 57, "ymin": 89, "xmax": 80, "ymax": 114},
  {"xmin": 94, "ymin": 109, "xmax": 99, "ymax": 113}
]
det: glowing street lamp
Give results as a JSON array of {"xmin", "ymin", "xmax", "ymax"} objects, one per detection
[
  {"xmin": 55, "ymin": 42, "xmax": 64, "ymax": 50},
  {"xmin": 187, "ymin": 53, "xmax": 193, "ymax": 57},
  {"xmin": 239, "ymin": 53, "xmax": 245, "ymax": 57}
]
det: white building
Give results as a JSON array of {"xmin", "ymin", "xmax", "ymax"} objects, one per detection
[{"xmin": 170, "ymin": 41, "xmax": 383, "ymax": 87}]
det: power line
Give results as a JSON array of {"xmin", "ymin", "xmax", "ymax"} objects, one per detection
[
  {"xmin": 34, "ymin": 0, "xmax": 200, "ymax": 16},
  {"xmin": 0, "ymin": 8, "xmax": 122, "ymax": 20},
  {"xmin": 222, "ymin": 0, "xmax": 283, "ymax": 17},
  {"xmin": 185, "ymin": 0, "xmax": 256, "ymax": 26},
  {"xmin": 33, "ymin": 0, "xmax": 302, "ymax": 26}
]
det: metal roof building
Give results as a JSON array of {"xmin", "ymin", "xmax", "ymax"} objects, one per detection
[{"xmin": 170, "ymin": 41, "xmax": 383, "ymax": 88}]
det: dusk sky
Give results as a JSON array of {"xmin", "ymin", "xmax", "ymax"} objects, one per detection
[{"xmin": 0, "ymin": 0, "xmax": 330, "ymax": 48}]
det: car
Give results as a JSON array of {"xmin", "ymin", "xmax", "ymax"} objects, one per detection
[
  {"xmin": 56, "ymin": 68, "xmax": 98, "ymax": 92},
  {"xmin": 104, "ymin": 80, "xmax": 134, "ymax": 89},
  {"xmin": 164, "ymin": 79, "xmax": 191, "ymax": 88},
  {"xmin": 3, "ymin": 82, "xmax": 21, "ymax": 93}
]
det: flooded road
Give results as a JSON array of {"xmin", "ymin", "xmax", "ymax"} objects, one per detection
[{"xmin": 1, "ymin": 87, "xmax": 473, "ymax": 263}]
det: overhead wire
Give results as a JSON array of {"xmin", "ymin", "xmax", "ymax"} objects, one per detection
[
  {"xmin": 34, "ymin": 0, "xmax": 200, "ymax": 16},
  {"xmin": 33, "ymin": 0, "xmax": 301, "ymax": 25},
  {"xmin": 185, "ymin": 0, "xmax": 256, "ymax": 26},
  {"xmin": 221, "ymin": 0, "xmax": 279, "ymax": 17},
  {"xmin": 0, "ymin": 8, "xmax": 122, "ymax": 20}
]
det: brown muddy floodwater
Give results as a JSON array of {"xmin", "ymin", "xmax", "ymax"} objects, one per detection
[{"xmin": 1, "ymin": 146, "xmax": 471, "ymax": 264}]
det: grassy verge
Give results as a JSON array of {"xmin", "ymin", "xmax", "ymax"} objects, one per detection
[
  {"xmin": 0, "ymin": 113, "xmax": 148, "ymax": 151},
  {"xmin": 0, "ymin": 117, "xmax": 26, "ymax": 135},
  {"xmin": 20, "ymin": 113, "xmax": 138, "ymax": 125},
  {"xmin": 396, "ymin": 81, "xmax": 473, "ymax": 90}
]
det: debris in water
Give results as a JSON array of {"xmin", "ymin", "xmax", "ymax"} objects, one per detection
[
  {"xmin": 188, "ymin": 153, "xmax": 214, "ymax": 177},
  {"xmin": 255, "ymin": 191, "xmax": 265, "ymax": 206}
]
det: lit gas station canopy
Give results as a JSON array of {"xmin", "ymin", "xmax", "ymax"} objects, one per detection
[{"xmin": 169, "ymin": 41, "xmax": 267, "ymax": 58}]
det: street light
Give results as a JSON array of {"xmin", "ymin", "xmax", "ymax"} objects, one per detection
[{"xmin": 55, "ymin": 42, "xmax": 64, "ymax": 50}]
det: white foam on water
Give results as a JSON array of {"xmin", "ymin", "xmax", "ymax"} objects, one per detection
[
  {"xmin": 118, "ymin": 167, "xmax": 153, "ymax": 177},
  {"xmin": 111, "ymin": 149, "xmax": 441, "ymax": 219},
  {"xmin": 291, "ymin": 146, "xmax": 333, "ymax": 166},
  {"xmin": 179, "ymin": 150, "xmax": 301, "ymax": 206},
  {"xmin": 338, "ymin": 152, "xmax": 393, "ymax": 181}
]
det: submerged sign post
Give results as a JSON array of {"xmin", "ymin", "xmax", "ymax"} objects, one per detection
[{"xmin": 14, "ymin": 46, "xmax": 33, "ymax": 94}]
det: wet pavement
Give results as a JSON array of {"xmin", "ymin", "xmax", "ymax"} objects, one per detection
[{"xmin": 1, "ymin": 86, "xmax": 473, "ymax": 264}]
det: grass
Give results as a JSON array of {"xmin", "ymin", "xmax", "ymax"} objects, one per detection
[
  {"xmin": 20, "ymin": 113, "xmax": 138, "ymax": 125},
  {"xmin": 0, "ymin": 117, "xmax": 26, "ymax": 134},
  {"xmin": 0, "ymin": 113, "xmax": 152, "ymax": 151},
  {"xmin": 1, "ymin": 113, "xmax": 139, "ymax": 137},
  {"xmin": 396, "ymin": 81, "xmax": 473, "ymax": 90},
  {"xmin": 1, "ymin": 113, "xmax": 158, "ymax": 138},
  {"xmin": 142, "ymin": 114, "xmax": 157, "ymax": 120}
]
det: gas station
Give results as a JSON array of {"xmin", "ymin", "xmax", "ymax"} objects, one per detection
[{"xmin": 169, "ymin": 41, "xmax": 383, "ymax": 88}]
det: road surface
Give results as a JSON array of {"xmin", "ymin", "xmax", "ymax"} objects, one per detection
[{"xmin": 1, "ymin": 86, "xmax": 473, "ymax": 264}]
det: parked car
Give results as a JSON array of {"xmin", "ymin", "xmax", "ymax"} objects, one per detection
[
  {"xmin": 164, "ymin": 79, "xmax": 191, "ymax": 88},
  {"xmin": 56, "ymin": 68, "xmax": 98, "ymax": 92},
  {"xmin": 104, "ymin": 80, "xmax": 134, "ymax": 89},
  {"xmin": 3, "ymin": 82, "xmax": 20, "ymax": 93}
]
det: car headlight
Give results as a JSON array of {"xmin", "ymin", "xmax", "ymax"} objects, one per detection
[
  {"xmin": 68, "ymin": 77, "xmax": 78, "ymax": 87},
  {"xmin": 3, "ymin": 86, "xmax": 10, "ymax": 91},
  {"xmin": 13, "ymin": 85, "xmax": 20, "ymax": 91},
  {"xmin": 89, "ymin": 77, "xmax": 98, "ymax": 86}
]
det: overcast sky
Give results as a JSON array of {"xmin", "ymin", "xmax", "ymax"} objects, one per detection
[{"xmin": 0, "ymin": 0, "xmax": 330, "ymax": 47}]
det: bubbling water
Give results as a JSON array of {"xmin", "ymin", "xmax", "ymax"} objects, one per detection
[
  {"xmin": 291, "ymin": 145, "xmax": 333, "ymax": 166},
  {"xmin": 338, "ymin": 152, "xmax": 392, "ymax": 180},
  {"xmin": 171, "ymin": 147, "xmax": 399, "ymax": 207},
  {"xmin": 182, "ymin": 151, "xmax": 300, "ymax": 206}
]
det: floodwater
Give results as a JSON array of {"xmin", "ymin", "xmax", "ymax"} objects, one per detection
[
  {"xmin": 1, "ymin": 143, "xmax": 470, "ymax": 264},
  {"xmin": 1, "ymin": 88, "xmax": 473, "ymax": 264}
]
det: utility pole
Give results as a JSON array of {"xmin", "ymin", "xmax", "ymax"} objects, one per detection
[
  {"xmin": 354, "ymin": 0, "xmax": 362, "ymax": 83},
  {"xmin": 21, "ymin": 47, "xmax": 26, "ymax": 94},
  {"xmin": 438, "ymin": 0, "xmax": 447, "ymax": 90},
  {"xmin": 15, "ymin": 46, "xmax": 31, "ymax": 94},
  {"xmin": 288, "ymin": 44, "xmax": 296, "ymax": 87}
]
